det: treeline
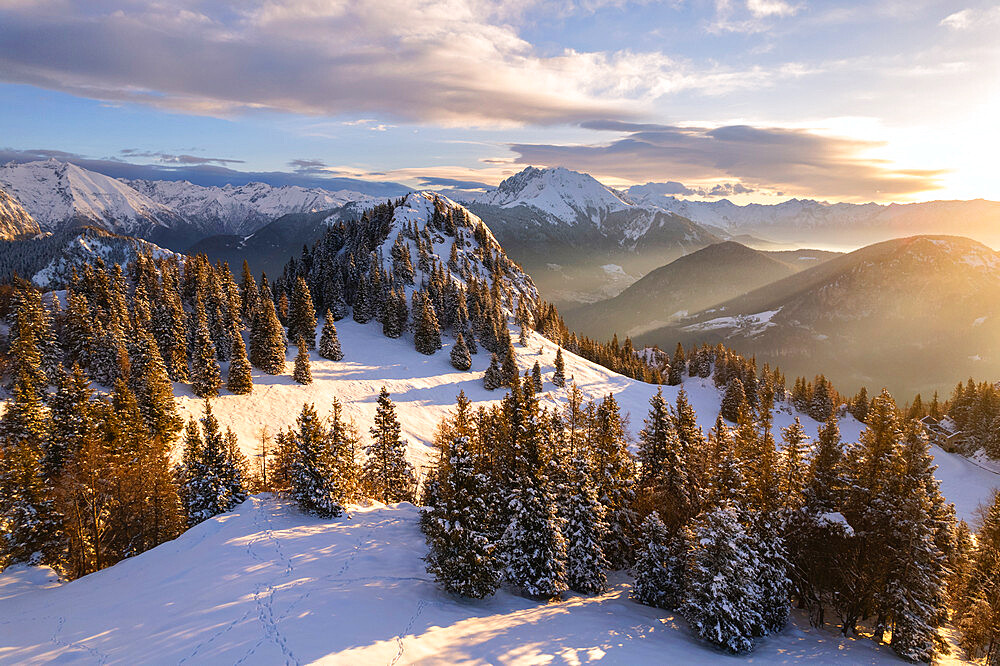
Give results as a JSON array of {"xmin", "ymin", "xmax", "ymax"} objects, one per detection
[{"xmin": 420, "ymin": 371, "xmax": 984, "ymax": 662}]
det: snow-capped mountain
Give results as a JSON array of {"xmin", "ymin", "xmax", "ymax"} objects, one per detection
[
  {"xmin": 0, "ymin": 159, "xmax": 187, "ymax": 238},
  {"xmin": 127, "ymin": 179, "xmax": 374, "ymax": 236},
  {"xmin": 473, "ymin": 166, "xmax": 633, "ymax": 226},
  {"xmin": 0, "ymin": 185, "xmax": 40, "ymax": 239}
]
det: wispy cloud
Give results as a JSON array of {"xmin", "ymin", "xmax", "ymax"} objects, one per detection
[
  {"xmin": 119, "ymin": 149, "xmax": 244, "ymax": 165},
  {"xmin": 0, "ymin": 0, "xmax": 805, "ymax": 126},
  {"xmin": 511, "ymin": 122, "xmax": 945, "ymax": 200}
]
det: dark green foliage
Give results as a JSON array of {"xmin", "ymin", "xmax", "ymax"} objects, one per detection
[
  {"xmin": 364, "ymin": 388, "xmax": 416, "ymax": 503},
  {"xmin": 319, "ymin": 312, "xmax": 344, "ymax": 361},
  {"xmin": 450, "ymin": 332, "xmax": 472, "ymax": 371},
  {"xmin": 286, "ymin": 403, "xmax": 343, "ymax": 518},
  {"xmin": 226, "ymin": 333, "xmax": 254, "ymax": 394},
  {"xmin": 250, "ymin": 288, "xmax": 287, "ymax": 374},
  {"xmin": 483, "ymin": 353, "xmax": 503, "ymax": 390},
  {"xmin": 720, "ymin": 377, "xmax": 746, "ymax": 423},
  {"xmin": 414, "ymin": 291, "xmax": 442, "ymax": 355},
  {"xmin": 288, "ymin": 277, "xmax": 318, "ymax": 349},
  {"xmin": 552, "ymin": 346, "xmax": 566, "ymax": 387},
  {"xmin": 293, "ymin": 336, "xmax": 312, "ymax": 385},
  {"xmin": 190, "ymin": 298, "xmax": 222, "ymax": 398}
]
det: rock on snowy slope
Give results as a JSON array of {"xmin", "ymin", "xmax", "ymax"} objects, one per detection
[
  {"xmin": 127, "ymin": 179, "xmax": 375, "ymax": 236},
  {"xmin": 0, "ymin": 185, "xmax": 40, "ymax": 240}
]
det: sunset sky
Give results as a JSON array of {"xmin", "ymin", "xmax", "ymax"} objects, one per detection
[{"xmin": 1, "ymin": 0, "xmax": 997, "ymax": 203}]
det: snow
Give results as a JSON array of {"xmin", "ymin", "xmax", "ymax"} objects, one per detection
[
  {"xmin": 817, "ymin": 512, "xmax": 854, "ymax": 536},
  {"xmin": 171, "ymin": 316, "xmax": 997, "ymax": 524},
  {"xmin": 601, "ymin": 263, "xmax": 627, "ymax": 277},
  {"xmin": 128, "ymin": 179, "xmax": 374, "ymax": 235},
  {"xmin": 682, "ymin": 309, "xmax": 782, "ymax": 337},
  {"xmin": 0, "ymin": 496, "xmax": 903, "ymax": 664},
  {"xmin": 474, "ymin": 166, "xmax": 632, "ymax": 226},
  {"xmin": 973, "ymin": 316, "xmax": 988, "ymax": 326},
  {"xmin": 0, "ymin": 159, "xmax": 180, "ymax": 233},
  {"xmin": 31, "ymin": 230, "xmax": 181, "ymax": 288}
]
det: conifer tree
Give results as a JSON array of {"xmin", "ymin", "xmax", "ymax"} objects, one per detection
[
  {"xmin": 483, "ymin": 353, "xmax": 503, "ymax": 390},
  {"xmin": 590, "ymin": 393, "xmax": 637, "ymax": 569},
  {"xmin": 553, "ymin": 346, "xmax": 566, "ymax": 387},
  {"xmin": 780, "ymin": 417, "xmax": 809, "ymax": 510},
  {"xmin": 190, "ymin": 298, "xmax": 222, "ymax": 398},
  {"xmin": 805, "ymin": 415, "xmax": 844, "ymax": 511},
  {"xmin": 227, "ymin": 333, "xmax": 254, "ymax": 395},
  {"xmin": 668, "ymin": 342, "xmax": 686, "ymax": 385},
  {"xmin": 683, "ymin": 504, "xmax": 762, "ymax": 654},
  {"xmin": 720, "ymin": 377, "xmax": 746, "ymax": 423},
  {"xmin": 499, "ymin": 334, "xmax": 518, "ymax": 386},
  {"xmin": 288, "ymin": 277, "xmax": 318, "ymax": 349},
  {"xmin": 129, "ymin": 327, "xmax": 183, "ymax": 443},
  {"xmin": 250, "ymin": 288, "xmax": 287, "ymax": 374},
  {"xmin": 414, "ymin": 292, "xmax": 443, "ymax": 355},
  {"xmin": 382, "ymin": 287, "xmax": 408, "ymax": 338},
  {"xmin": 364, "ymin": 388, "xmax": 416, "ymax": 503},
  {"xmin": 240, "ymin": 260, "xmax": 259, "ymax": 325},
  {"xmin": 450, "ymin": 332, "xmax": 472, "ymax": 371},
  {"xmin": 531, "ymin": 360, "xmax": 543, "ymax": 393},
  {"xmin": 632, "ymin": 511, "xmax": 674, "ymax": 608},
  {"xmin": 175, "ymin": 402, "xmax": 247, "ymax": 526},
  {"xmin": 423, "ymin": 434, "xmax": 499, "ymax": 598},
  {"xmin": 45, "ymin": 365, "xmax": 93, "ymax": 481},
  {"xmin": 293, "ymin": 336, "xmax": 313, "ymax": 385},
  {"xmin": 288, "ymin": 402, "xmax": 343, "ymax": 518},
  {"xmin": 564, "ymin": 451, "xmax": 610, "ymax": 594},
  {"xmin": 319, "ymin": 311, "xmax": 345, "ymax": 361}
]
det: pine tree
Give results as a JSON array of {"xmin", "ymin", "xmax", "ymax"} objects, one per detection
[
  {"xmin": 288, "ymin": 402, "xmax": 343, "ymax": 518},
  {"xmin": 364, "ymin": 388, "xmax": 416, "ymax": 503},
  {"xmin": 293, "ymin": 336, "xmax": 313, "ymax": 385},
  {"xmin": 553, "ymin": 346, "xmax": 566, "ymax": 387},
  {"xmin": 564, "ymin": 451, "xmax": 610, "ymax": 594},
  {"xmin": 414, "ymin": 292, "xmax": 443, "ymax": 355},
  {"xmin": 632, "ymin": 511, "xmax": 674, "ymax": 608},
  {"xmin": 483, "ymin": 353, "xmax": 503, "ymax": 390},
  {"xmin": 227, "ymin": 333, "xmax": 254, "ymax": 394},
  {"xmin": 720, "ymin": 377, "xmax": 746, "ymax": 423},
  {"xmin": 450, "ymin": 332, "xmax": 472, "ymax": 371},
  {"xmin": 288, "ymin": 277, "xmax": 318, "ymax": 349},
  {"xmin": 423, "ymin": 434, "xmax": 499, "ymax": 598},
  {"xmin": 190, "ymin": 298, "xmax": 222, "ymax": 398},
  {"xmin": 318, "ymin": 312, "xmax": 344, "ymax": 361},
  {"xmin": 683, "ymin": 504, "xmax": 762, "ymax": 654},
  {"xmin": 668, "ymin": 342, "xmax": 686, "ymax": 385},
  {"xmin": 250, "ymin": 288, "xmax": 287, "ymax": 374}
]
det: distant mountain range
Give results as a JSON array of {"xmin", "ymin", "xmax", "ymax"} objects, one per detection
[{"xmin": 631, "ymin": 235, "xmax": 1000, "ymax": 397}]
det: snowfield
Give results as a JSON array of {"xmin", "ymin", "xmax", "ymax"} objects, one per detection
[{"xmin": 0, "ymin": 496, "xmax": 902, "ymax": 664}]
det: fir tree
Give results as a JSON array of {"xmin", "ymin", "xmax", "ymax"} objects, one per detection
[
  {"xmin": 423, "ymin": 434, "xmax": 499, "ymax": 598},
  {"xmin": 531, "ymin": 361, "xmax": 543, "ymax": 393},
  {"xmin": 288, "ymin": 403, "xmax": 343, "ymax": 518},
  {"xmin": 318, "ymin": 312, "xmax": 345, "ymax": 361},
  {"xmin": 190, "ymin": 298, "xmax": 222, "ymax": 398},
  {"xmin": 450, "ymin": 332, "xmax": 472, "ymax": 371},
  {"xmin": 364, "ymin": 388, "xmax": 416, "ymax": 503},
  {"xmin": 483, "ymin": 353, "xmax": 503, "ymax": 390},
  {"xmin": 632, "ymin": 511, "xmax": 674, "ymax": 608},
  {"xmin": 250, "ymin": 288, "xmax": 287, "ymax": 374},
  {"xmin": 720, "ymin": 377, "xmax": 746, "ymax": 423},
  {"xmin": 293, "ymin": 336, "xmax": 313, "ymax": 385},
  {"xmin": 414, "ymin": 292, "xmax": 443, "ymax": 355},
  {"xmin": 564, "ymin": 451, "xmax": 610, "ymax": 594},
  {"xmin": 683, "ymin": 504, "xmax": 762, "ymax": 654},
  {"xmin": 227, "ymin": 333, "xmax": 254, "ymax": 395},
  {"xmin": 382, "ymin": 287, "xmax": 408, "ymax": 339},
  {"xmin": 590, "ymin": 393, "xmax": 637, "ymax": 569},
  {"xmin": 129, "ymin": 327, "xmax": 182, "ymax": 443},
  {"xmin": 45, "ymin": 365, "xmax": 93, "ymax": 481},
  {"xmin": 668, "ymin": 343, "xmax": 686, "ymax": 385},
  {"xmin": 553, "ymin": 346, "xmax": 566, "ymax": 387},
  {"xmin": 287, "ymin": 277, "xmax": 318, "ymax": 349}
]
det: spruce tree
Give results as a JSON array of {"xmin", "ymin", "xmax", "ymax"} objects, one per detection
[
  {"xmin": 668, "ymin": 342, "xmax": 686, "ymax": 385},
  {"xmin": 293, "ymin": 336, "xmax": 313, "ymax": 385},
  {"xmin": 531, "ymin": 361, "xmax": 543, "ymax": 393},
  {"xmin": 319, "ymin": 311, "xmax": 345, "ymax": 361},
  {"xmin": 414, "ymin": 292, "xmax": 443, "ymax": 355},
  {"xmin": 632, "ymin": 511, "xmax": 674, "ymax": 608},
  {"xmin": 450, "ymin": 332, "xmax": 472, "ymax": 371},
  {"xmin": 564, "ymin": 450, "xmax": 610, "ymax": 594},
  {"xmin": 483, "ymin": 353, "xmax": 503, "ymax": 390},
  {"xmin": 129, "ymin": 327, "xmax": 182, "ymax": 443},
  {"xmin": 552, "ymin": 346, "xmax": 566, "ymax": 387},
  {"xmin": 590, "ymin": 393, "xmax": 637, "ymax": 569},
  {"xmin": 190, "ymin": 298, "xmax": 222, "ymax": 398},
  {"xmin": 288, "ymin": 402, "xmax": 343, "ymax": 518},
  {"xmin": 45, "ymin": 365, "xmax": 93, "ymax": 481},
  {"xmin": 423, "ymin": 435, "xmax": 499, "ymax": 598},
  {"xmin": 382, "ymin": 287, "xmax": 407, "ymax": 339},
  {"xmin": 288, "ymin": 277, "xmax": 318, "ymax": 349},
  {"xmin": 720, "ymin": 377, "xmax": 746, "ymax": 423},
  {"xmin": 250, "ymin": 289, "xmax": 287, "ymax": 374},
  {"xmin": 227, "ymin": 333, "xmax": 254, "ymax": 395},
  {"xmin": 683, "ymin": 504, "xmax": 762, "ymax": 654},
  {"xmin": 364, "ymin": 388, "xmax": 416, "ymax": 503}
]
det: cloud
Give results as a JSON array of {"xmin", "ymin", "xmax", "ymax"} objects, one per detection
[
  {"xmin": 627, "ymin": 180, "xmax": 758, "ymax": 199},
  {"xmin": 940, "ymin": 6, "xmax": 1000, "ymax": 30},
  {"xmin": 119, "ymin": 149, "xmax": 244, "ymax": 165},
  {"xmin": 416, "ymin": 176, "xmax": 492, "ymax": 191},
  {"xmin": 711, "ymin": 0, "xmax": 800, "ymax": 32},
  {"xmin": 0, "ymin": 148, "xmax": 410, "ymax": 196},
  {"xmin": 0, "ymin": 1, "xmax": 798, "ymax": 126},
  {"xmin": 746, "ymin": 0, "xmax": 799, "ymax": 18},
  {"xmin": 511, "ymin": 122, "xmax": 945, "ymax": 200},
  {"xmin": 288, "ymin": 158, "xmax": 328, "ymax": 173}
]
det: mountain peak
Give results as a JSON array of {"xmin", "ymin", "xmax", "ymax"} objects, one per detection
[{"xmin": 474, "ymin": 165, "xmax": 632, "ymax": 225}]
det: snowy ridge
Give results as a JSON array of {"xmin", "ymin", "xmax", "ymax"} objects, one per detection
[
  {"xmin": 0, "ymin": 159, "xmax": 183, "ymax": 234},
  {"xmin": 0, "ymin": 185, "xmax": 39, "ymax": 239},
  {"xmin": 30, "ymin": 228, "xmax": 181, "ymax": 289},
  {"xmin": 474, "ymin": 166, "xmax": 632, "ymax": 226},
  {"xmin": 128, "ymin": 179, "xmax": 374, "ymax": 236}
]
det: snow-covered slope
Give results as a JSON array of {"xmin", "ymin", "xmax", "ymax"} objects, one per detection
[
  {"xmin": 0, "ymin": 160, "xmax": 185, "ymax": 236},
  {"xmin": 0, "ymin": 185, "xmax": 40, "ymax": 239},
  {"xmin": 0, "ymin": 495, "xmax": 906, "ymax": 664},
  {"xmin": 30, "ymin": 227, "xmax": 181, "ymax": 289},
  {"xmin": 127, "ymin": 179, "xmax": 373, "ymax": 236},
  {"xmin": 474, "ymin": 166, "xmax": 632, "ymax": 226}
]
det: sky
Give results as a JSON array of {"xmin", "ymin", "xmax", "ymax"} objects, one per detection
[{"xmin": 0, "ymin": 0, "xmax": 997, "ymax": 203}]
